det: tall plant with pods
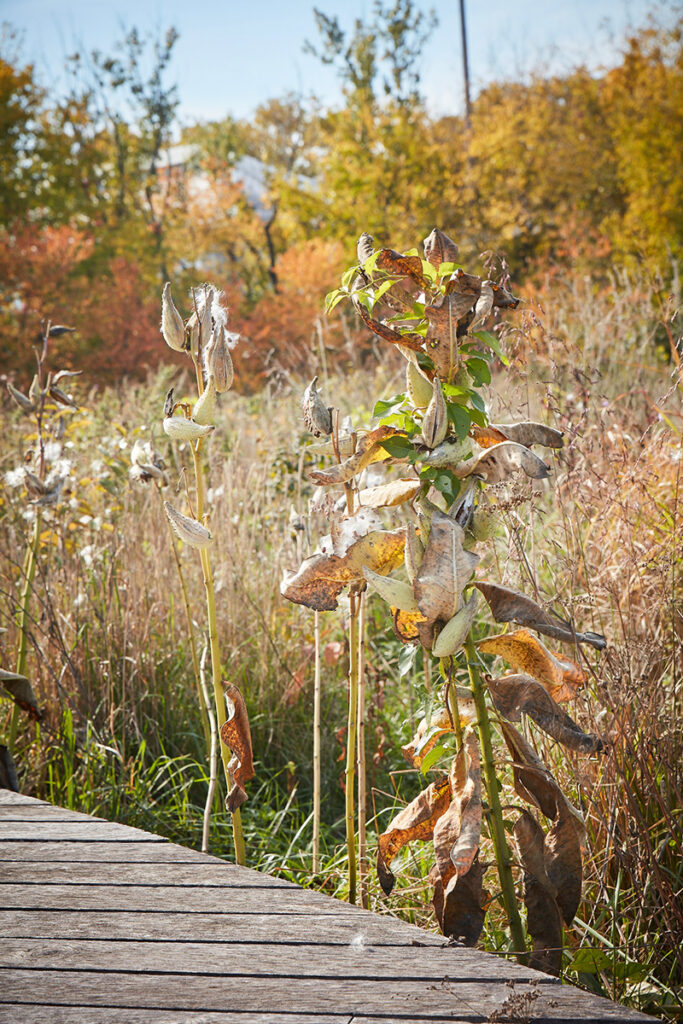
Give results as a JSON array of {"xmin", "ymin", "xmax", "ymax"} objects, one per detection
[
  {"xmin": 283, "ymin": 230, "xmax": 607, "ymax": 969},
  {"xmin": 159, "ymin": 282, "xmax": 253, "ymax": 864}
]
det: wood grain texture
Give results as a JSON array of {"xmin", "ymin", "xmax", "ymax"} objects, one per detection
[{"xmin": 0, "ymin": 795, "xmax": 656, "ymax": 1024}]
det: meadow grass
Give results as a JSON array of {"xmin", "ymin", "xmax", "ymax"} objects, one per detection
[{"xmin": 1, "ymin": 268, "xmax": 680, "ymax": 1018}]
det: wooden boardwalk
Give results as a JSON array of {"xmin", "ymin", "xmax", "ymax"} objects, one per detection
[{"xmin": 0, "ymin": 790, "xmax": 654, "ymax": 1024}]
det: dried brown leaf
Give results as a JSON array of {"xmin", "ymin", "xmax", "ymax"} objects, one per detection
[
  {"xmin": 353, "ymin": 295, "xmax": 424, "ymax": 352},
  {"xmin": 281, "ymin": 528, "xmax": 405, "ymax": 611},
  {"xmin": 514, "ymin": 811, "xmax": 563, "ymax": 976},
  {"xmin": 433, "ymin": 733, "xmax": 481, "ymax": 885},
  {"xmin": 489, "ymin": 420, "xmax": 564, "ymax": 449},
  {"xmin": 475, "ymin": 581, "xmax": 606, "ymax": 650},
  {"xmin": 546, "ymin": 800, "xmax": 583, "ymax": 927},
  {"xmin": 402, "ymin": 701, "xmax": 475, "ymax": 768},
  {"xmin": 0, "ymin": 668, "xmax": 41, "ymax": 720},
  {"xmin": 358, "ymin": 478, "xmax": 420, "ymax": 509},
  {"xmin": 392, "ymin": 606, "xmax": 426, "ymax": 644},
  {"xmin": 501, "ymin": 721, "xmax": 563, "ymax": 820},
  {"xmin": 490, "ymin": 282, "xmax": 520, "ymax": 309},
  {"xmin": 377, "ymin": 777, "xmax": 451, "ymax": 895},
  {"xmin": 414, "ymin": 510, "xmax": 479, "ymax": 631},
  {"xmin": 375, "ymin": 248, "xmax": 430, "ymax": 289},
  {"xmin": 488, "ymin": 674, "xmax": 603, "ymax": 753},
  {"xmin": 219, "ymin": 684, "xmax": 254, "ymax": 812},
  {"xmin": 457, "ymin": 442, "xmax": 550, "ymax": 483},
  {"xmin": 308, "ymin": 426, "xmax": 399, "ymax": 486},
  {"xmin": 477, "ymin": 628, "xmax": 586, "ymax": 701},
  {"xmin": 423, "ymin": 228, "xmax": 459, "ymax": 268},
  {"xmin": 432, "ymin": 856, "xmax": 488, "ymax": 945}
]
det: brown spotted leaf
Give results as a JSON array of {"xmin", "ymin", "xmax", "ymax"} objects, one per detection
[
  {"xmin": 353, "ymin": 295, "xmax": 424, "ymax": 351},
  {"xmin": 456, "ymin": 441, "xmax": 550, "ymax": 483},
  {"xmin": 0, "ymin": 668, "xmax": 41, "ymax": 721},
  {"xmin": 308, "ymin": 426, "xmax": 399, "ymax": 486},
  {"xmin": 423, "ymin": 228, "xmax": 459, "ymax": 268},
  {"xmin": 476, "ymin": 629, "xmax": 586, "ymax": 701},
  {"xmin": 514, "ymin": 811, "xmax": 563, "ymax": 976},
  {"xmin": 414, "ymin": 510, "xmax": 479, "ymax": 631},
  {"xmin": 281, "ymin": 528, "xmax": 405, "ymax": 611},
  {"xmin": 220, "ymin": 684, "xmax": 254, "ymax": 813},
  {"xmin": 432, "ymin": 856, "xmax": 488, "ymax": 945},
  {"xmin": 433, "ymin": 733, "xmax": 482, "ymax": 886},
  {"xmin": 377, "ymin": 776, "xmax": 451, "ymax": 895},
  {"xmin": 358, "ymin": 478, "xmax": 420, "ymax": 509},
  {"xmin": 488, "ymin": 674, "xmax": 603, "ymax": 754},
  {"xmin": 375, "ymin": 248, "xmax": 430, "ymax": 289},
  {"xmin": 474, "ymin": 581, "xmax": 607, "ymax": 650},
  {"xmin": 392, "ymin": 607, "xmax": 426, "ymax": 644}
]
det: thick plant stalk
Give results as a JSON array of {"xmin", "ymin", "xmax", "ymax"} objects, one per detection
[
  {"xmin": 357, "ymin": 592, "xmax": 368, "ymax": 908},
  {"xmin": 465, "ymin": 635, "xmax": 526, "ymax": 959},
  {"xmin": 9, "ymin": 513, "xmax": 41, "ymax": 754},
  {"xmin": 192, "ymin": 442, "xmax": 246, "ymax": 866},
  {"xmin": 198, "ymin": 645, "xmax": 218, "ymax": 854},
  {"xmin": 312, "ymin": 609, "xmax": 321, "ymax": 874},
  {"xmin": 345, "ymin": 589, "xmax": 360, "ymax": 904}
]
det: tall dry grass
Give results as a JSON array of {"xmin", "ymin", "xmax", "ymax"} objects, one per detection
[{"xmin": 0, "ymin": 267, "xmax": 680, "ymax": 1017}]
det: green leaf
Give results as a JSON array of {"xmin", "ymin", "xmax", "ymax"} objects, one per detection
[
  {"xmin": 437, "ymin": 261, "xmax": 461, "ymax": 277},
  {"xmin": 567, "ymin": 949, "xmax": 612, "ymax": 975},
  {"xmin": 374, "ymin": 278, "xmax": 398, "ymax": 303},
  {"xmin": 373, "ymin": 393, "xmax": 406, "ymax": 418},
  {"xmin": 442, "ymin": 383, "xmax": 469, "ymax": 399},
  {"xmin": 420, "ymin": 260, "xmax": 437, "ymax": 283},
  {"xmin": 473, "ymin": 330, "xmax": 509, "ymax": 366},
  {"xmin": 432, "ymin": 470, "xmax": 460, "ymax": 506},
  {"xmin": 468, "ymin": 406, "xmax": 488, "ymax": 427},
  {"xmin": 378, "ymin": 435, "xmax": 415, "ymax": 459},
  {"xmin": 420, "ymin": 742, "xmax": 447, "ymax": 774},
  {"xmin": 447, "ymin": 403, "xmax": 472, "ymax": 439},
  {"xmin": 362, "ymin": 251, "xmax": 381, "ymax": 273},
  {"xmin": 325, "ymin": 289, "xmax": 346, "ymax": 314},
  {"xmin": 468, "ymin": 390, "xmax": 486, "ymax": 414},
  {"xmin": 341, "ymin": 266, "xmax": 357, "ymax": 289},
  {"xmin": 404, "ymin": 247, "xmax": 419, "ymax": 257},
  {"xmin": 416, "ymin": 351, "xmax": 435, "ymax": 373},
  {"xmin": 466, "ymin": 356, "xmax": 492, "ymax": 387},
  {"xmin": 398, "ymin": 645, "xmax": 417, "ymax": 679}
]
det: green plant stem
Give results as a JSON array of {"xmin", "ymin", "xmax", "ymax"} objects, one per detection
[
  {"xmin": 465, "ymin": 635, "xmax": 526, "ymax": 960},
  {"xmin": 312, "ymin": 609, "xmax": 321, "ymax": 875},
  {"xmin": 9, "ymin": 513, "xmax": 41, "ymax": 755},
  {"xmin": 345, "ymin": 589, "xmax": 360, "ymax": 904},
  {"xmin": 192, "ymin": 442, "xmax": 246, "ymax": 866},
  {"xmin": 357, "ymin": 592, "xmax": 368, "ymax": 909}
]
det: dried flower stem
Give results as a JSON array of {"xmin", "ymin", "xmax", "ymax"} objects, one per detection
[
  {"xmin": 191, "ymin": 441, "xmax": 246, "ymax": 866},
  {"xmin": 198, "ymin": 645, "xmax": 218, "ymax": 854},
  {"xmin": 8, "ymin": 513, "xmax": 41, "ymax": 754},
  {"xmin": 312, "ymin": 609, "xmax": 321, "ymax": 874},
  {"xmin": 465, "ymin": 635, "xmax": 526, "ymax": 960}
]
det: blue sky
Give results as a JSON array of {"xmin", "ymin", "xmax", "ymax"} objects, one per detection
[{"xmin": 0, "ymin": 0, "xmax": 663, "ymax": 125}]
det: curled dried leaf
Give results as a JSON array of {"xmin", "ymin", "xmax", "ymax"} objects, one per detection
[
  {"xmin": 546, "ymin": 799, "xmax": 583, "ymax": 927},
  {"xmin": 308, "ymin": 426, "xmax": 399, "ymax": 486},
  {"xmin": 220, "ymin": 684, "xmax": 254, "ymax": 812},
  {"xmin": 477, "ymin": 628, "xmax": 586, "ymax": 702},
  {"xmin": 377, "ymin": 777, "xmax": 451, "ymax": 895},
  {"xmin": 375, "ymin": 248, "xmax": 430, "ymax": 290},
  {"xmin": 281, "ymin": 528, "xmax": 404, "ymax": 611},
  {"xmin": 474, "ymin": 581, "xmax": 606, "ymax": 650},
  {"xmin": 514, "ymin": 811, "xmax": 563, "ymax": 976},
  {"xmin": 358, "ymin": 478, "xmax": 420, "ymax": 509},
  {"xmin": 414, "ymin": 511, "xmax": 479, "ymax": 631},
  {"xmin": 490, "ymin": 281, "xmax": 519, "ymax": 309},
  {"xmin": 501, "ymin": 720, "xmax": 564, "ymax": 821},
  {"xmin": 423, "ymin": 228, "xmax": 459, "ymax": 268},
  {"xmin": 402, "ymin": 700, "xmax": 475, "ymax": 768},
  {"xmin": 432, "ymin": 856, "xmax": 487, "ymax": 946},
  {"xmin": 353, "ymin": 296, "xmax": 424, "ymax": 352},
  {"xmin": 488, "ymin": 674, "xmax": 603, "ymax": 754},
  {"xmin": 456, "ymin": 441, "xmax": 550, "ymax": 483},
  {"xmin": 0, "ymin": 668, "xmax": 41, "ymax": 721},
  {"xmin": 433, "ymin": 733, "xmax": 482, "ymax": 886}
]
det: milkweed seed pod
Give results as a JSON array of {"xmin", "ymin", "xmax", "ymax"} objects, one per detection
[
  {"xmin": 197, "ymin": 286, "xmax": 214, "ymax": 348},
  {"xmin": 161, "ymin": 283, "xmax": 185, "ymax": 352},
  {"xmin": 6, "ymin": 383, "xmax": 35, "ymax": 413},
  {"xmin": 470, "ymin": 509, "xmax": 496, "ymax": 542},
  {"xmin": 431, "ymin": 591, "xmax": 478, "ymax": 658},
  {"xmin": 362, "ymin": 566, "xmax": 419, "ymax": 613},
  {"xmin": 404, "ymin": 524, "xmax": 425, "ymax": 583},
  {"xmin": 164, "ymin": 501, "xmax": 213, "ymax": 548},
  {"xmin": 163, "ymin": 417, "xmax": 215, "ymax": 441},
  {"xmin": 204, "ymin": 325, "xmax": 234, "ymax": 393},
  {"xmin": 302, "ymin": 376, "xmax": 333, "ymax": 437},
  {"xmin": 357, "ymin": 232, "xmax": 374, "ymax": 266},
  {"xmin": 406, "ymin": 360, "xmax": 433, "ymax": 409},
  {"xmin": 130, "ymin": 439, "xmax": 168, "ymax": 485},
  {"xmin": 423, "ymin": 228, "xmax": 459, "ymax": 269},
  {"xmin": 422, "ymin": 376, "xmax": 448, "ymax": 449},
  {"xmin": 192, "ymin": 376, "xmax": 217, "ymax": 425}
]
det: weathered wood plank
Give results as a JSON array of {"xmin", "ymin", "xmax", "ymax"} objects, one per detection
[
  {"xmin": 0, "ymin": 909, "xmax": 444, "ymax": 946},
  {"xmin": 0, "ymin": 804, "xmax": 107, "ymax": 822},
  {"xmin": 0, "ymin": 840, "xmax": 216, "ymax": 863},
  {"xmin": 0, "ymin": 882, "xmax": 364, "ymax": 915},
  {"xmin": 0, "ymin": 969, "xmax": 654, "ymax": 1021},
  {"xmin": 0, "ymin": 937, "xmax": 541, "ymax": 982},
  {"xmin": 0, "ymin": 861, "xmax": 295, "ymax": 888},
  {"xmin": 0, "ymin": 821, "xmax": 168, "ymax": 842},
  {"xmin": 0, "ymin": 1007, "xmax": 351, "ymax": 1024},
  {"xmin": 0, "ymin": 791, "xmax": 47, "ymax": 806}
]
